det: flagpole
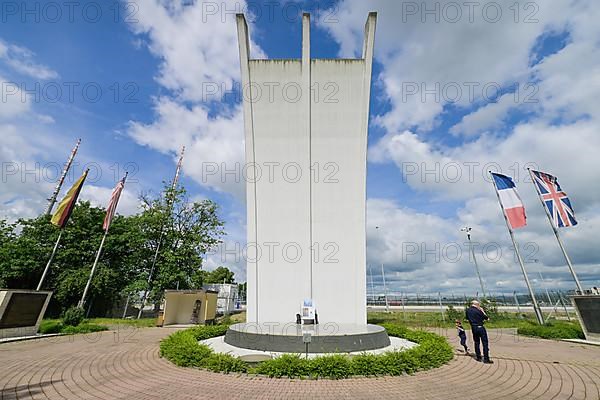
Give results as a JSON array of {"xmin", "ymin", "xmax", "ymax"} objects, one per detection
[
  {"xmin": 527, "ymin": 168, "xmax": 583, "ymax": 293},
  {"xmin": 46, "ymin": 138, "xmax": 81, "ymax": 216},
  {"xmin": 137, "ymin": 146, "xmax": 185, "ymax": 319},
  {"xmin": 37, "ymin": 229, "xmax": 63, "ymax": 290},
  {"xmin": 78, "ymin": 172, "xmax": 128, "ymax": 309},
  {"xmin": 490, "ymin": 171, "xmax": 544, "ymax": 324},
  {"xmin": 78, "ymin": 230, "xmax": 108, "ymax": 308}
]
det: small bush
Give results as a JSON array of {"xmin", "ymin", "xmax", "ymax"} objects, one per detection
[
  {"xmin": 254, "ymin": 354, "xmax": 309, "ymax": 378},
  {"xmin": 63, "ymin": 307, "xmax": 85, "ymax": 327},
  {"xmin": 203, "ymin": 353, "xmax": 248, "ymax": 373},
  {"xmin": 350, "ymin": 353, "xmax": 386, "ymax": 376},
  {"xmin": 517, "ymin": 321, "xmax": 584, "ymax": 340},
  {"xmin": 187, "ymin": 324, "xmax": 229, "ymax": 341},
  {"xmin": 309, "ymin": 354, "xmax": 352, "ymax": 379},
  {"xmin": 160, "ymin": 330, "xmax": 213, "ymax": 367},
  {"xmin": 38, "ymin": 320, "xmax": 64, "ymax": 334}
]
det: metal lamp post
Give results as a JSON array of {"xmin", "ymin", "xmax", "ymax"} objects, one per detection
[
  {"xmin": 461, "ymin": 227, "xmax": 487, "ymax": 299},
  {"xmin": 375, "ymin": 226, "xmax": 390, "ymax": 312}
]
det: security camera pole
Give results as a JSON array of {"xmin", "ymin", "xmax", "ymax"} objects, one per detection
[{"xmin": 461, "ymin": 227, "xmax": 487, "ymax": 299}]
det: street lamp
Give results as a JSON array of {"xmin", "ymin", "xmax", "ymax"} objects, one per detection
[{"xmin": 461, "ymin": 227, "xmax": 487, "ymax": 299}]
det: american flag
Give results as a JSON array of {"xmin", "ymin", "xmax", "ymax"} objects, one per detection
[
  {"xmin": 103, "ymin": 174, "xmax": 127, "ymax": 231},
  {"xmin": 531, "ymin": 170, "xmax": 577, "ymax": 228}
]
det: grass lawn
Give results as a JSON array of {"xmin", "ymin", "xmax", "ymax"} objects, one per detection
[
  {"xmin": 88, "ymin": 317, "xmax": 157, "ymax": 328},
  {"xmin": 367, "ymin": 310, "xmax": 583, "ymax": 339},
  {"xmin": 38, "ymin": 317, "xmax": 156, "ymax": 335},
  {"xmin": 367, "ymin": 310, "xmax": 539, "ymax": 329},
  {"xmin": 38, "ymin": 319, "xmax": 108, "ymax": 335}
]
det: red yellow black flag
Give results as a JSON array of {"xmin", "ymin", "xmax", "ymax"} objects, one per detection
[{"xmin": 50, "ymin": 169, "xmax": 89, "ymax": 228}]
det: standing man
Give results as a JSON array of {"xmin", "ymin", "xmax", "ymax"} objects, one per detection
[{"xmin": 465, "ymin": 300, "xmax": 494, "ymax": 364}]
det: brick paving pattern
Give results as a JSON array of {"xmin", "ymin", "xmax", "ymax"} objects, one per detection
[{"xmin": 1, "ymin": 327, "xmax": 599, "ymax": 399}]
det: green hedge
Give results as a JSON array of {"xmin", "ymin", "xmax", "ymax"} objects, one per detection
[
  {"xmin": 38, "ymin": 320, "xmax": 109, "ymax": 335},
  {"xmin": 517, "ymin": 321, "xmax": 584, "ymax": 340},
  {"xmin": 160, "ymin": 323, "xmax": 453, "ymax": 379}
]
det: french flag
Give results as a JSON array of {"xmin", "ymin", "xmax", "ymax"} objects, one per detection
[{"xmin": 491, "ymin": 172, "xmax": 527, "ymax": 229}]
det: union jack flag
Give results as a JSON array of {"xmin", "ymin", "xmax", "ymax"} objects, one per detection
[{"xmin": 531, "ymin": 170, "xmax": 577, "ymax": 228}]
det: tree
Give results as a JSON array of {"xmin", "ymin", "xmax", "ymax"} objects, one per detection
[
  {"xmin": 137, "ymin": 183, "xmax": 225, "ymax": 306},
  {"xmin": 201, "ymin": 266, "xmax": 235, "ymax": 284},
  {"xmin": 0, "ymin": 181, "xmax": 226, "ymax": 317},
  {"xmin": 0, "ymin": 203, "xmax": 148, "ymax": 316}
]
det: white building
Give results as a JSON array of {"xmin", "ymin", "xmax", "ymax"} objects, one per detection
[
  {"xmin": 237, "ymin": 12, "xmax": 377, "ymax": 325},
  {"xmin": 203, "ymin": 283, "xmax": 239, "ymax": 314}
]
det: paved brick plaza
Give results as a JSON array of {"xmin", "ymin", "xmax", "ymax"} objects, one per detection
[{"xmin": 1, "ymin": 327, "xmax": 599, "ymax": 399}]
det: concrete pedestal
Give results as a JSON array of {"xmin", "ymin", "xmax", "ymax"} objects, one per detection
[
  {"xmin": 0, "ymin": 289, "xmax": 52, "ymax": 339},
  {"xmin": 224, "ymin": 323, "xmax": 390, "ymax": 353}
]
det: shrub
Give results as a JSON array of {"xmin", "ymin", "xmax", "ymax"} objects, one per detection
[
  {"xmin": 160, "ymin": 330, "xmax": 213, "ymax": 367},
  {"xmin": 63, "ymin": 306, "xmax": 85, "ymax": 327},
  {"xmin": 38, "ymin": 320, "xmax": 64, "ymax": 334},
  {"xmin": 38, "ymin": 319, "xmax": 108, "ymax": 335},
  {"xmin": 254, "ymin": 354, "xmax": 310, "ymax": 378},
  {"xmin": 203, "ymin": 353, "xmax": 248, "ymax": 373},
  {"xmin": 187, "ymin": 324, "xmax": 229, "ymax": 341},
  {"xmin": 160, "ymin": 323, "xmax": 454, "ymax": 379},
  {"xmin": 517, "ymin": 321, "xmax": 584, "ymax": 340},
  {"xmin": 378, "ymin": 350, "xmax": 418, "ymax": 375},
  {"xmin": 350, "ymin": 353, "xmax": 386, "ymax": 376},
  {"xmin": 309, "ymin": 354, "xmax": 352, "ymax": 379}
]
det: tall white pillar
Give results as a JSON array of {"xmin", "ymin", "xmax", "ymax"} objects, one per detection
[{"xmin": 237, "ymin": 12, "xmax": 377, "ymax": 325}]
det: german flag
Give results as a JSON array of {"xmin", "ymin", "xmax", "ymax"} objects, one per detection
[{"xmin": 51, "ymin": 169, "xmax": 89, "ymax": 228}]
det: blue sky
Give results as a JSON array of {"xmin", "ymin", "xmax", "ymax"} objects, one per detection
[{"xmin": 1, "ymin": 0, "xmax": 599, "ymax": 296}]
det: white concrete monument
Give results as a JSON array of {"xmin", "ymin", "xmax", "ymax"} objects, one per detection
[{"xmin": 226, "ymin": 12, "xmax": 388, "ymax": 352}]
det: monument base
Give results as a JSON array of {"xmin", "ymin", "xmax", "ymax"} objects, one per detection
[
  {"xmin": 224, "ymin": 322, "xmax": 391, "ymax": 353},
  {"xmin": 0, "ymin": 289, "xmax": 52, "ymax": 340}
]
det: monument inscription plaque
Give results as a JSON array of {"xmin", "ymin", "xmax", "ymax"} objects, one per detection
[
  {"xmin": 571, "ymin": 294, "xmax": 600, "ymax": 342},
  {"xmin": 0, "ymin": 289, "xmax": 52, "ymax": 339},
  {"xmin": 0, "ymin": 293, "xmax": 49, "ymax": 329}
]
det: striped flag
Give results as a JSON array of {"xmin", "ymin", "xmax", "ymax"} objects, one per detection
[
  {"xmin": 103, "ymin": 174, "xmax": 127, "ymax": 232},
  {"xmin": 51, "ymin": 169, "xmax": 89, "ymax": 228},
  {"xmin": 491, "ymin": 172, "xmax": 527, "ymax": 229}
]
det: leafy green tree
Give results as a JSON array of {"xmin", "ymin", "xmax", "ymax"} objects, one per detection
[
  {"xmin": 137, "ymin": 184, "xmax": 225, "ymax": 306},
  {"xmin": 0, "ymin": 181, "xmax": 225, "ymax": 317},
  {"xmin": 201, "ymin": 266, "xmax": 235, "ymax": 284}
]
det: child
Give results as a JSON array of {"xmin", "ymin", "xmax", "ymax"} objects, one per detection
[{"xmin": 455, "ymin": 319, "xmax": 469, "ymax": 354}]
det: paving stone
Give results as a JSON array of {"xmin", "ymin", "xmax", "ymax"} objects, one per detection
[{"xmin": 0, "ymin": 327, "xmax": 598, "ymax": 399}]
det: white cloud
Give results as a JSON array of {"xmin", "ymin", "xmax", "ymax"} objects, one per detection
[
  {"xmin": 450, "ymin": 92, "xmax": 524, "ymax": 136},
  {"xmin": 125, "ymin": 0, "xmax": 265, "ymax": 200},
  {"xmin": 128, "ymin": 97, "xmax": 245, "ymax": 198},
  {"xmin": 369, "ymin": 119, "xmax": 600, "ymax": 209},
  {"xmin": 320, "ymin": 0, "xmax": 571, "ymax": 132},
  {"xmin": 0, "ymin": 39, "xmax": 58, "ymax": 80},
  {"xmin": 79, "ymin": 184, "xmax": 141, "ymax": 217},
  {"xmin": 0, "ymin": 75, "xmax": 31, "ymax": 119},
  {"xmin": 127, "ymin": 0, "xmax": 264, "ymax": 102}
]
